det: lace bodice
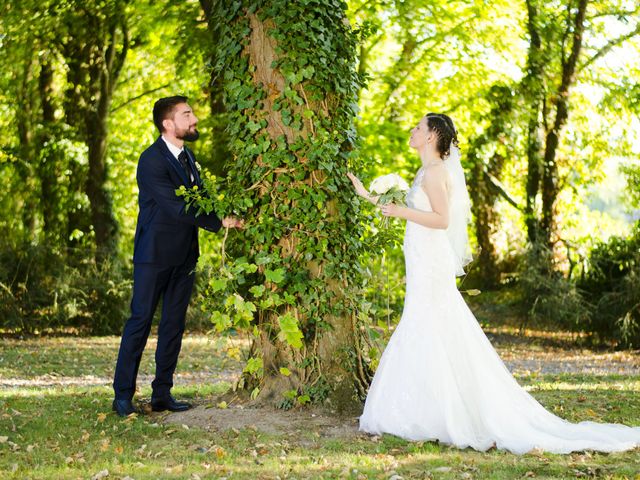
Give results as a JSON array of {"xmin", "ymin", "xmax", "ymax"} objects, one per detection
[
  {"xmin": 402, "ymin": 168, "xmax": 457, "ymax": 281},
  {"xmin": 406, "ymin": 168, "xmax": 432, "ymax": 213}
]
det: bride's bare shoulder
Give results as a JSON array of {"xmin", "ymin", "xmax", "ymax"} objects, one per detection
[{"xmin": 421, "ymin": 163, "xmax": 448, "ymax": 188}]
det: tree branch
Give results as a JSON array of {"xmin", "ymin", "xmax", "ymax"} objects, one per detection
[
  {"xmin": 352, "ymin": 0, "xmax": 380, "ymax": 16},
  {"xmin": 483, "ymin": 170, "xmax": 523, "ymax": 211},
  {"xmin": 586, "ymin": 6, "xmax": 640, "ymax": 20},
  {"xmin": 578, "ymin": 22, "xmax": 640, "ymax": 73},
  {"xmin": 112, "ymin": 20, "xmax": 129, "ymax": 85},
  {"xmin": 110, "ymin": 83, "xmax": 171, "ymax": 113},
  {"xmin": 378, "ymin": 15, "xmax": 473, "ymax": 122}
]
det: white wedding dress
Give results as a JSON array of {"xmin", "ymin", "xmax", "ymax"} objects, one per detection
[{"xmin": 359, "ymin": 168, "xmax": 640, "ymax": 454}]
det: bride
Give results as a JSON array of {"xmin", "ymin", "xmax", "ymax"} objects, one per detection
[{"xmin": 347, "ymin": 113, "xmax": 640, "ymax": 454}]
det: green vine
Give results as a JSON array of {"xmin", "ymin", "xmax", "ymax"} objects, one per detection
[{"xmin": 186, "ymin": 0, "xmax": 376, "ymax": 406}]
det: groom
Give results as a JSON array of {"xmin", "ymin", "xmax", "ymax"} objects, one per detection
[{"xmin": 112, "ymin": 95, "xmax": 243, "ymax": 416}]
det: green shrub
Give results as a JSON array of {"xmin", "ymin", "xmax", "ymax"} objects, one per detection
[
  {"xmin": 56, "ymin": 257, "xmax": 132, "ymax": 335},
  {"xmin": 578, "ymin": 223, "xmax": 640, "ymax": 348},
  {"xmin": 0, "ymin": 243, "xmax": 131, "ymax": 335},
  {"xmin": 518, "ymin": 243, "xmax": 592, "ymax": 334}
]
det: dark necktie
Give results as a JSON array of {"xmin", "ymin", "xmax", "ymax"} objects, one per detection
[{"xmin": 177, "ymin": 151, "xmax": 194, "ymax": 184}]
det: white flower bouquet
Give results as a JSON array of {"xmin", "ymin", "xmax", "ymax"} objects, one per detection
[{"xmin": 369, "ymin": 173, "xmax": 410, "ymax": 205}]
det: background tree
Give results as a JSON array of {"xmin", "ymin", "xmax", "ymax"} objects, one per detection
[{"xmin": 58, "ymin": 0, "xmax": 130, "ymax": 261}]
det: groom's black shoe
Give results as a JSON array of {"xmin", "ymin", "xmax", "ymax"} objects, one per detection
[
  {"xmin": 151, "ymin": 394, "xmax": 192, "ymax": 412},
  {"xmin": 112, "ymin": 399, "xmax": 140, "ymax": 417}
]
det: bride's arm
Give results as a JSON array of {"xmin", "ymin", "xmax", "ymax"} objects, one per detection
[
  {"xmin": 347, "ymin": 172, "xmax": 380, "ymax": 205},
  {"xmin": 380, "ymin": 168, "xmax": 449, "ymax": 229}
]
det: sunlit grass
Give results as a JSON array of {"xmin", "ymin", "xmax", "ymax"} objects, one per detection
[
  {"xmin": 1, "ymin": 335, "xmax": 639, "ymax": 479},
  {"xmin": 0, "ymin": 335, "xmax": 246, "ymax": 380}
]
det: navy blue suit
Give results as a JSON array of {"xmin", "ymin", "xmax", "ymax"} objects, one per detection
[{"xmin": 113, "ymin": 137, "xmax": 221, "ymax": 401}]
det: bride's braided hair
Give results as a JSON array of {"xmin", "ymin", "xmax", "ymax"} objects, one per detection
[{"xmin": 425, "ymin": 113, "xmax": 458, "ymax": 159}]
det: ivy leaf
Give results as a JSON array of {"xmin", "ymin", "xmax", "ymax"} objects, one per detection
[
  {"xmin": 283, "ymin": 389, "xmax": 297, "ymax": 400},
  {"xmin": 255, "ymin": 253, "xmax": 273, "ymax": 265},
  {"xmin": 278, "ymin": 312, "xmax": 304, "ymax": 349},
  {"xmin": 249, "ymin": 285, "xmax": 266, "ymax": 297},
  {"xmin": 209, "ymin": 278, "xmax": 228, "ymax": 293},
  {"xmin": 211, "ymin": 311, "xmax": 232, "ymax": 333},
  {"xmin": 265, "ymin": 268, "xmax": 286, "ymax": 284},
  {"xmin": 279, "ymin": 367, "xmax": 291, "ymax": 377},
  {"xmin": 243, "ymin": 357, "xmax": 264, "ymax": 377},
  {"xmin": 247, "ymin": 120, "xmax": 262, "ymax": 133},
  {"xmin": 250, "ymin": 387, "xmax": 260, "ymax": 400}
]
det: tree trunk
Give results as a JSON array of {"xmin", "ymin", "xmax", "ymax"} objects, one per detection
[
  {"xmin": 524, "ymin": 0, "xmax": 589, "ymax": 251},
  {"xmin": 15, "ymin": 56, "xmax": 39, "ymax": 241},
  {"xmin": 468, "ymin": 157, "xmax": 502, "ymax": 289},
  {"xmin": 540, "ymin": 0, "xmax": 588, "ymax": 248},
  {"xmin": 200, "ymin": 0, "xmax": 231, "ymax": 177},
  {"xmin": 466, "ymin": 84, "xmax": 516, "ymax": 289},
  {"xmin": 86, "ymin": 111, "xmax": 118, "ymax": 260},
  {"xmin": 37, "ymin": 57, "xmax": 64, "ymax": 244},
  {"xmin": 62, "ymin": 9, "xmax": 128, "ymax": 261},
  {"xmin": 212, "ymin": 1, "xmax": 368, "ymax": 410},
  {"xmin": 523, "ymin": 0, "xmax": 546, "ymax": 245},
  {"xmin": 525, "ymin": 114, "xmax": 544, "ymax": 244}
]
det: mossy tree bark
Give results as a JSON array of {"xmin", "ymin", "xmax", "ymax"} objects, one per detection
[{"xmin": 206, "ymin": 0, "xmax": 371, "ymax": 409}]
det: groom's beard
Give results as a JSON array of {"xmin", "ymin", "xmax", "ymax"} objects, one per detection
[{"xmin": 178, "ymin": 128, "xmax": 200, "ymax": 142}]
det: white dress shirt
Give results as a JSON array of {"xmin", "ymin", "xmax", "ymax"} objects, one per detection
[{"xmin": 161, "ymin": 136, "xmax": 193, "ymax": 182}]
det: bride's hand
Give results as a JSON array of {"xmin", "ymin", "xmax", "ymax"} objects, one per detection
[
  {"xmin": 380, "ymin": 203, "xmax": 403, "ymax": 218},
  {"xmin": 347, "ymin": 172, "xmax": 370, "ymax": 199}
]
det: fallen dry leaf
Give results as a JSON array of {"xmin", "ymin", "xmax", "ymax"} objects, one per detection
[
  {"xmin": 91, "ymin": 469, "xmax": 109, "ymax": 480},
  {"xmin": 165, "ymin": 464, "xmax": 184, "ymax": 474},
  {"xmin": 214, "ymin": 446, "xmax": 226, "ymax": 459}
]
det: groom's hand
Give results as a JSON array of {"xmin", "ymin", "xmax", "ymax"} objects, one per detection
[{"xmin": 222, "ymin": 217, "xmax": 244, "ymax": 229}]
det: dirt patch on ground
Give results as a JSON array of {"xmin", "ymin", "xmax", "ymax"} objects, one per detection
[{"xmin": 163, "ymin": 402, "xmax": 363, "ymax": 443}]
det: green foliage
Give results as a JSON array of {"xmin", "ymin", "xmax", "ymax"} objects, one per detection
[
  {"xmin": 621, "ymin": 161, "xmax": 640, "ymax": 211},
  {"xmin": 0, "ymin": 0, "xmax": 216, "ymax": 333},
  {"xmin": 0, "ymin": 0, "xmax": 638, "ymax": 352},
  {"xmin": 578, "ymin": 223, "xmax": 640, "ymax": 348},
  {"xmin": 0, "ymin": 243, "xmax": 131, "ymax": 335},
  {"xmin": 518, "ymin": 243, "xmax": 592, "ymax": 334},
  {"xmin": 519, "ymin": 224, "xmax": 640, "ymax": 348}
]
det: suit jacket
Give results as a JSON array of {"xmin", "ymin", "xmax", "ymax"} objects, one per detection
[{"xmin": 132, "ymin": 136, "xmax": 222, "ymax": 266}]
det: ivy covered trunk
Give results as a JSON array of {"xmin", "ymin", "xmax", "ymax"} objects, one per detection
[{"xmin": 204, "ymin": 1, "xmax": 370, "ymax": 409}]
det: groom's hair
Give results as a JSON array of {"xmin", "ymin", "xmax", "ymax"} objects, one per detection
[{"xmin": 153, "ymin": 95, "xmax": 189, "ymax": 133}]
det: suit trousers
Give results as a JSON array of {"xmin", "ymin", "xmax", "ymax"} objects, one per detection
[{"xmin": 113, "ymin": 262, "xmax": 196, "ymax": 400}]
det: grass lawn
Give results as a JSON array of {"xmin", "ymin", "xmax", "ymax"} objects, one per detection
[{"xmin": 1, "ymin": 333, "xmax": 639, "ymax": 479}]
